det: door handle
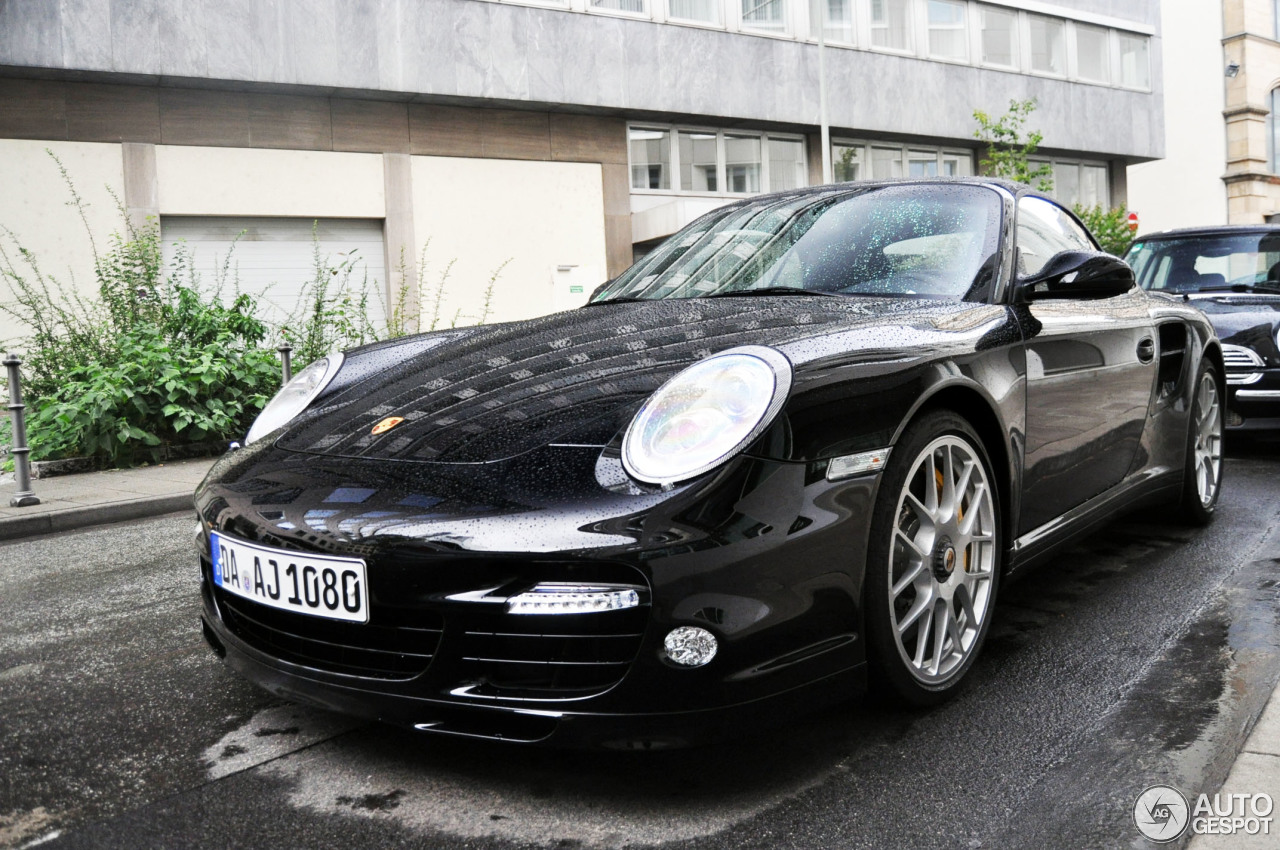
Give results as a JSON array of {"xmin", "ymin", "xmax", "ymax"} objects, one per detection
[{"xmin": 1137, "ymin": 337, "xmax": 1156, "ymax": 364}]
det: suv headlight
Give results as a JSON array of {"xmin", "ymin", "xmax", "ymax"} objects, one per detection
[
  {"xmin": 621, "ymin": 346, "xmax": 792, "ymax": 485},
  {"xmin": 245, "ymin": 353, "xmax": 345, "ymax": 444}
]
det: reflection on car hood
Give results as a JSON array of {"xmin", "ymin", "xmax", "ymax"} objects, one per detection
[
  {"xmin": 277, "ymin": 296, "xmax": 995, "ymax": 463},
  {"xmin": 1187, "ymin": 294, "xmax": 1280, "ymax": 365}
]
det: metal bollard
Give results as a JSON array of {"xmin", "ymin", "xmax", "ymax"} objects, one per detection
[
  {"xmin": 3, "ymin": 352, "xmax": 40, "ymax": 507},
  {"xmin": 277, "ymin": 345, "xmax": 293, "ymax": 385}
]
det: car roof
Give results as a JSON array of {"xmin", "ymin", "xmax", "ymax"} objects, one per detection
[{"xmin": 1132, "ymin": 224, "xmax": 1280, "ymax": 242}]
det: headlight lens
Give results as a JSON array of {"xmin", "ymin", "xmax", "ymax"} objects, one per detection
[
  {"xmin": 621, "ymin": 346, "xmax": 791, "ymax": 484},
  {"xmin": 245, "ymin": 353, "xmax": 345, "ymax": 444}
]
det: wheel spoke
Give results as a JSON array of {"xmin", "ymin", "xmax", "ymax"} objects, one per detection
[
  {"xmin": 930, "ymin": 606, "xmax": 950, "ymax": 675},
  {"xmin": 905, "ymin": 490, "xmax": 934, "ymax": 523},
  {"xmin": 946, "ymin": 602, "xmax": 965, "ymax": 651},
  {"xmin": 924, "ymin": 452, "xmax": 939, "ymax": 516},
  {"xmin": 913, "ymin": 600, "xmax": 935, "ymax": 667},
  {"xmin": 892, "ymin": 557, "xmax": 927, "ymax": 598},
  {"xmin": 959, "ymin": 483, "xmax": 986, "ymax": 535},
  {"xmin": 940, "ymin": 446, "xmax": 957, "ymax": 519},
  {"xmin": 897, "ymin": 587, "xmax": 933, "ymax": 635},
  {"xmin": 955, "ymin": 583, "xmax": 978, "ymax": 631}
]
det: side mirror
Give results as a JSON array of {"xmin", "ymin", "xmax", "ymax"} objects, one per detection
[{"xmin": 1017, "ymin": 250, "xmax": 1135, "ymax": 301}]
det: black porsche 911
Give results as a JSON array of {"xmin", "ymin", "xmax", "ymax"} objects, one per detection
[
  {"xmin": 1125, "ymin": 225, "xmax": 1280, "ymax": 433},
  {"xmin": 196, "ymin": 179, "xmax": 1224, "ymax": 749}
]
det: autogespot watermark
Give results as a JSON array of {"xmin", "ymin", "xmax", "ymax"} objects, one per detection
[{"xmin": 1133, "ymin": 785, "xmax": 1274, "ymax": 842}]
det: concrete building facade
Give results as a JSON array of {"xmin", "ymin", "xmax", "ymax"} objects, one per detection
[{"xmin": 0, "ymin": 0, "xmax": 1164, "ymax": 342}]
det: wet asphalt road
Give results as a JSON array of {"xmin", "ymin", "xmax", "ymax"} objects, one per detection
[{"xmin": 2, "ymin": 445, "xmax": 1280, "ymax": 850}]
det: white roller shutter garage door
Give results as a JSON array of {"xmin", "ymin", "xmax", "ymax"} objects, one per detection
[{"xmin": 159, "ymin": 217, "xmax": 387, "ymax": 327}]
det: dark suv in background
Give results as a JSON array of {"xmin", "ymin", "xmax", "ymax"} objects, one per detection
[{"xmin": 1126, "ymin": 226, "xmax": 1280, "ymax": 433}]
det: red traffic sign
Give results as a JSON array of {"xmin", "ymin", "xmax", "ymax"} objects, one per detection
[{"xmin": 1127, "ymin": 212, "xmax": 1139, "ymax": 233}]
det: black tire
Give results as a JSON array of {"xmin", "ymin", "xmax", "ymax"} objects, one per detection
[
  {"xmin": 1176, "ymin": 360, "xmax": 1225, "ymax": 526},
  {"xmin": 864, "ymin": 410, "xmax": 1002, "ymax": 707}
]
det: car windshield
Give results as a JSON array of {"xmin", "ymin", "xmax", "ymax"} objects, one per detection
[
  {"xmin": 593, "ymin": 184, "xmax": 1004, "ymax": 303},
  {"xmin": 1126, "ymin": 233, "xmax": 1280, "ymax": 294}
]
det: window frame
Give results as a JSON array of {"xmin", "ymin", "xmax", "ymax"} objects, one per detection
[
  {"xmin": 924, "ymin": 0, "xmax": 969, "ymax": 64},
  {"xmin": 585, "ymin": 0, "xmax": 652, "ymax": 20},
  {"xmin": 975, "ymin": 3, "xmax": 1019, "ymax": 72},
  {"xmin": 867, "ymin": 0, "xmax": 915, "ymax": 56},
  {"xmin": 1116, "ymin": 30, "xmax": 1152, "ymax": 91}
]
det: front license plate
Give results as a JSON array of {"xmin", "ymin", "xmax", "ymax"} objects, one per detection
[{"xmin": 210, "ymin": 531, "xmax": 369, "ymax": 623}]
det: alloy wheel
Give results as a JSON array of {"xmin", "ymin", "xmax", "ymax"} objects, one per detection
[
  {"xmin": 1193, "ymin": 371, "xmax": 1223, "ymax": 507},
  {"xmin": 888, "ymin": 435, "xmax": 997, "ymax": 685}
]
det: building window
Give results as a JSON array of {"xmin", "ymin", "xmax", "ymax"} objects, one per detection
[
  {"xmin": 1074, "ymin": 23, "xmax": 1110, "ymax": 83},
  {"xmin": 725, "ymin": 134, "xmax": 763, "ymax": 192},
  {"xmin": 668, "ymin": 0, "xmax": 719, "ymax": 24},
  {"xmin": 590, "ymin": 0, "xmax": 647, "ymax": 13},
  {"xmin": 810, "ymin": 0, "xmax": 853, "ymax": 43},
  {"xmin": 834, "ymin": 142, "xmax": 863, "ymax": 181},
  {"xmin": 979, "ymin": 5, "xmax": 1018, "ymax": 69},
  {"xmin": 741, "ymin": 0, "xmax": 787, "ymax": 33},
  {"xmin": 927, "ymin": 0, "xmax": 968, "ymax": 62},
  {"xmin": 769, "ymin": 137, "xmax": 807, "ymax": 190},
  {"xmin": 680, "ymin": 130, "xmax": 720, "ymax": 191},
  {"xmin": 629, "ymin": 127, "xmax": 672, "ymax": 189},
  {"xmin": 870, "ymin": 0, "xmax": 911, "ymax": 51},
  {"xmin": 836, "ymin": 140, "xmax": 974, "ymax": 181},
  {"xmin": 1028, "ymin": 14, "xmax": 1066, "ymax": 76},
  {"xmin": 1032, "ymin": 159, "xmax": 1110, "ymax": 208},
  {"xmin": 1118, "ymin": 32, "xmax": 1150, "ymax": 89},
  {"xmin": 635, "ymin": 125, "xmax": 807, "ymax": 195}
]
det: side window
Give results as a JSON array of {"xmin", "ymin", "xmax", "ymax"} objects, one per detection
[{"xmin": 1016, "ymin": 196, "xmax": 1094, "ymax": 277}]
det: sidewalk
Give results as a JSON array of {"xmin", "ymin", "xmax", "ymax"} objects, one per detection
[{"xmin": 0, "ymin": 457, "xmax": 216, "ymax": 541}]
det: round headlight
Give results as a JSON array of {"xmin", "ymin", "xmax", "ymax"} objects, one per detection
[
  {"xmin": 621, "ymin": 346, "xmax": 791, "ymax": 484},
  {"xmin": 245, "ymin": 352, "xmax": 345, "ymax": 444}
]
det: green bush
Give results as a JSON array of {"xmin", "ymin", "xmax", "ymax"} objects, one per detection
[
  {"xmin": 26, "ymin": 323, "xmax": 280, "ymax": 466},
  {"xmin": 1073, "ymin": 205, "xmax": 1135, "ymax": 257}
]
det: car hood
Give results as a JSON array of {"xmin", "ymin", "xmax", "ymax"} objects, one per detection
[
  {"xmin": 275, "ymin": 296, "xmax": 1001, "ymax": 464},
  {"xmin": 1187, "ymin": 294, "xmax": 1280, "ymax": 365}
]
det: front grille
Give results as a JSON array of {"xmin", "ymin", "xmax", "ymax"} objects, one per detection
[
  {"xmin": 452, "ymin": 607, "xmax": 649, "ymax": 700},
  {"xmin": 214, "ymin": 586, "xmax": 443, "ymax": 680},
  {"xmin": 1223, "ymin": 344, "xmax": 1264, "ymax": 385}
]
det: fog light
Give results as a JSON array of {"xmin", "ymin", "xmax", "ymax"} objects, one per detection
[
  {"xmin": 507, "ymin": 583, "xmax": 641, "ymax": 615},
  {"xmin": 664, "ymin": 626, "xmax": 718, "ymax": 666},
  {"xmin": 1227, "ymin": 408, "xmax": 1244, "ymax": 427}
]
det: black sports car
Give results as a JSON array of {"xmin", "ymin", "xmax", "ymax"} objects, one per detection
[
  {"xmin": 196, "ymin": 179, "xmax": 1224, "ymax": 749},
  {"xmin": 1125, "ymin": 226, "xmax": 1280, "ymax": 432}
]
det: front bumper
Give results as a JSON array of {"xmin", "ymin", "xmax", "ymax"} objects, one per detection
[
  {"xmin": 1226, "ymin": 367, "xmax": 1280, "ymax": 431},
  {"xmin": 195, "ymin": 445, "xmax": 877, "ymax": 747}
]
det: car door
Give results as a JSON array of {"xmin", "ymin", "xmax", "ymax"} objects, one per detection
[{"xmin": 1014, "ymin": 196, "xmax": 1157, "ymax": 535}]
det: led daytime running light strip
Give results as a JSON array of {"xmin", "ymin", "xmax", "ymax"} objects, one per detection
[{"xmin": 507, "ymin": 583, "xmax": 642, "ymax": 615}]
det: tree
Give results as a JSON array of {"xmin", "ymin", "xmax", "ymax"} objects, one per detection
[
  {"xmin": 972, "ymin": 98, "xmax": 1054, "ymax": 191},
  {"xmin": 1074, "ymin": 205, "xmax": 1135, "ymax": 256}
]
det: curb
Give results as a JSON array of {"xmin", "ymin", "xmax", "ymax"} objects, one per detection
[{"xmin": 0, "ymin": 494, "xmax": 194, "ymax": 542}]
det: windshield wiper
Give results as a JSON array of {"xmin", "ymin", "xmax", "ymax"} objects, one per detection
[
  {"xmin": 701, "ymin": 287, "xmax": 839, "ymax": 299},
  {"xmin": 1197, "ymin": 282, "xmax": 1280, "ymax": 294},
  {"xmin": 582, "ymin": 296, "xmax": 650, "ymax": 306}
]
